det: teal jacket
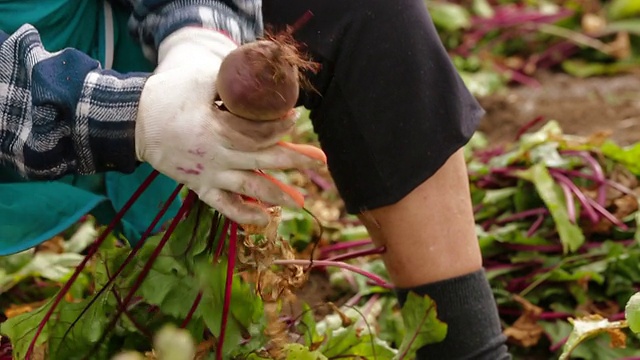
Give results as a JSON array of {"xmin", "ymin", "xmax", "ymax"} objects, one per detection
[{"xmin": 0, "ymin": 0, "xmax": 262, "ymax": 254}]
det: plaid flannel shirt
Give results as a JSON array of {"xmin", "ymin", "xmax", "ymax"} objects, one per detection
[{"xmin": 0, "ymin": 0, "xmax": 261, "ymax": 180}]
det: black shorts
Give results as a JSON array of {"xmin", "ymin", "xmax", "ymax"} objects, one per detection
[{"xmin": 263, "ymin": 0, "xmax": 484, "ymax": 214}]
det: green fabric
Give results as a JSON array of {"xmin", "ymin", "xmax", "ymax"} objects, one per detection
[
  {"xmin": 0, "ymin": 0, "xmax": 181, "ymax": 255},
  {"xmin": 0, "ymin": 182, "xmax": 105, "ymax": 255},
  {"xmin": 0, "ymin": 0, "xmax": 100, "ymax": 55}
]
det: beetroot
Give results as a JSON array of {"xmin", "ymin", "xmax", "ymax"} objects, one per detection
[{"xmin": 216, "ymin": 33, "xmax": 317, "ymax": 121}]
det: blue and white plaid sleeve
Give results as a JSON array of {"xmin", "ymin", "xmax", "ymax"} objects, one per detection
[
  {"xmin": 122, "ymin": 0, "xmax": 262, "ymax": 61},
  {"xmin": 0, "ymin": 25, "xmax": 148, "ymax": 179}
]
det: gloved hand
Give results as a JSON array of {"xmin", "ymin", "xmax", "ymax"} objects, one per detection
[{"xmin": 135, "ymin": 27, "xmax": 325, "ymax": 226}]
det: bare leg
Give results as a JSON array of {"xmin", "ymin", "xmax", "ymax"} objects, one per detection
[{"xmin": 358, "ymin": 149, "xmax": 481, "ymax": 287}]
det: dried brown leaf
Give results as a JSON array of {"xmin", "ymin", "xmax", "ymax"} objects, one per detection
[
  {"xmin": 503, "ymin": 295, "xmax": 544, "ymax": 348},
  {"xmin": 607, "ymin": 328, "xmax": 627, "ymax": 349},
  {"xmin": 35, "ymin": 236, "xmax": 65, "ymax": 254}
]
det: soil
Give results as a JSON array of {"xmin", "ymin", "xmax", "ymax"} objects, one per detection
[{"xmin": 477, "ymin": 72, "xmax": 640, "ymax": 146}]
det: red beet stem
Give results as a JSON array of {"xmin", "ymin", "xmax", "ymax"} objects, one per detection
[
  {"xmin": 216, "ymin": 222, "xmax": 239, "ymax": 360},
  {"xmin": 60, "ymin": 184, "xmax": 184, "ymax": 345},
  {"xmin": 214, "ymin": 219, "xmax": 231, "ymax": 261},
  {"xmin": 84, "ymin": 191, "xmax": 198, "ymax": 359},
  {"xmin": 25, "ymin": 170, "xmax": 161, "ymax": 360},
  {"xmin": 181, "ymin": 292, "xmax": 203, "ymax": 329}
]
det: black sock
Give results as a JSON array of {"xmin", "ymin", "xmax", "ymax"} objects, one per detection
[{"xmin": 396, "ymin": 269, "xmax": 511, "ymax": 360}]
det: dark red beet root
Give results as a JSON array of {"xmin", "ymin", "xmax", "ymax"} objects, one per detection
[{"xmin": 216, "ymin": 36, "xmax": 316, "ymax": 121}]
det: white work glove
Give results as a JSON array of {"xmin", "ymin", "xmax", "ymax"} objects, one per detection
[{"xmin": 135, "ymin": 27, "xmax": 326, "ymax": 226}]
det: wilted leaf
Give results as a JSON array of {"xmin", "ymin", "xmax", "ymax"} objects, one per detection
[
  {"xmin": 503, "ymin": 295, "xmax": 544, "ymax": 347},
  {"xmin": 0, "ymin": 252, "xmax": 84, "ymax": 293},
  {"xmin": 63, "ymin": 219, "xmax": 99, "ymax": 253},
  {"xmin": 559, "ymin": 314, "xmax": 628, "ymax": 360},
  {"xmin": 35, "ymin": 236, "xmax": 65, "ymax": 254}
]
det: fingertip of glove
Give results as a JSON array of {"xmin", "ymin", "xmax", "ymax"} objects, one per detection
[
  {"xmin": 277, "ymin": 141, "xmax": 327, "ymax": 164},
  {"xmin": 253, "ymin": 171, "xmax": 305, "ymax": 208}
]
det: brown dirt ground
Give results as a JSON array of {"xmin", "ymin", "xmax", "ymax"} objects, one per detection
[{"xmin": 478, "ymin": 71, "xmax": 640, "ymax": 146}]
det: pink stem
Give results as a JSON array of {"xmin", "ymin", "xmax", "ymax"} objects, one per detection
[
  {"xmin": 303, "ymin": 169, "xmax": 334, "ymax": 191},
  {"xmin": 181, "ymin": 292, "xmax": 203, "ymax": 328},
  {"xmin": 327, "ymin": 246, "xmax": 386, "ymax": 262},
  {"xmin": 216, "ymin": 222, "xmax": 238, "ymax": 360},
  {"xmin": 585, "ymin": 196, "xmax": 629, "ymax": 230},
  {"xmin": 273, "ymin": 259, "xmax": 393, "ymax": 289},
  {"xmin": 526, "ymin": 215, "xmax": 546, "ymax": 237},
  {"xmin": 25, "ymin": 170, "xmax": 161, "ymax": 359},
  {"xmin": 66, "ymin": 184, "xmax": 184, "ymax": 337},
  {"xmin": 319, "ymin": 239, "xmax": 373, "ymax": 258},
  {"xmin": 557, "ymin": 179, "xmax": 577, "ymax": 223},
  {"xmin": 561, "ymin": 150, "xmax": 607, "ymax": 207},
  {"xmin": 551, "ymin": 172, "xmax": 600, "ymax": 223},
  {"xmin": 214, "ymin": 219, "xmax": 231, "ymax": 261},
  {"xmin": 87, "ymin": 191, "xmax": 197, "ymax": 357}
]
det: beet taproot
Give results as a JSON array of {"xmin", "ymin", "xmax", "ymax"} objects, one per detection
[{"xmin": 216, "ymin": 35, "xmax": 317, "ymax": 121}]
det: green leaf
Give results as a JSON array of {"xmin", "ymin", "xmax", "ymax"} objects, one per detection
[
  {"xmin": 607, "ymin": 18, "xmax": 640, "ymax": 35},
  {"xmin": 625, "ymin": 292, "xmax": 640, "ymax": 333},
  {"xmin": 318, "ymin": 324, "xmax": 396, "ymax": 359},
  {"xmin": 377, "ymin": 297, "xmax": 406, "ymax": 348},
  {"xmin": 135, "ymin": 251, "xmax": 197, "ymax": 318},
  {"xmin": 516, "ymin": 163, "xmax": 585, "ymax": 253},
  {"xmin": 459, "ymin": 70, "xmax": 504, "ymax": 97},
  {"xmin": 166, "ymin": 201, "xmax": 219, "ymax": 259},
  {"xmin": 472, "ymin": 0, "xmax": 494, "ymax": 17},
  {"xmin": 608, "ymin": 0, "xmax": 640, "ymax": 20},
  {"xmin": 601, "ymin": 140, "xmax": 640, "ymax": 175},
  {"xmin": 393, "ymin": 292, "xmax": 447, "ymax": 360},
  {"xmin": 48, "ymin": 296, "xmax": 111, "ymax": 359},
  {"xmin": 529, "ymin": 142, "xmax": 571, "ymax": 168},
  {"xmin": 0, "ymin": 298, "xmax": 53, "ymax": 359},
  {"xmin": 426, "ymin": 1, "xmax": 471, "ymax": 31},
  {"xmin": 482, "ymin": 187, "xmax": 518, "ymax": 205},
  {"xmin": 279, "ymin": 209, "xmax": 316, "ymax": 251},
  {"xmin": 342, "ymin": 333, "xmax": 397, "ymax": 359},
  {"xmin": 0, "ymin": 292, "xmax": 112, "ymax": 360},
  {"xmin": 284, "ymin": 344, "xmax": 328, "ymax": 360},
  {"xmin": 298, "ymin": 303, "xmax": 322, "ymax": 346},
  {"xmin": 194, "ymin": 257, "xmax": 265, "ymax": 357},
  {"xmin": 562, "ymin": 59, "xmax": 640, "ymax": 78},
  {"xmin": 339, "ymin": 225, "xmax": 370, "ymax": 241}
]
